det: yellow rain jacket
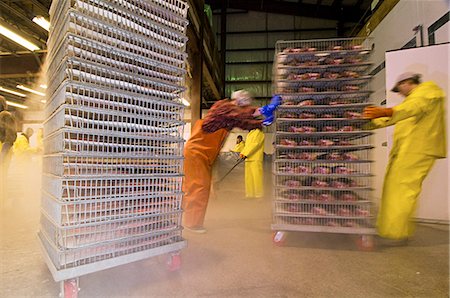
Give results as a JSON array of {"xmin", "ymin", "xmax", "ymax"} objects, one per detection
[
  {"xmin": 232, "ymin": 140, "xmax": 245, "ymax": 153},
  {"xmin": 366, "ymin": 81, "xmax": 446, "ymax": 239},
  {"xmin": 13, "ymin": 134, "xmax": 32, "ymax": 156},
  {"xmin": 240, "ymin": 129, "xmax": 265, "ymax": 198}
]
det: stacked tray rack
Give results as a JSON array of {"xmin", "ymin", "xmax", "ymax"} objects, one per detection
[
  {"xmin": 271, "ymin": 38, "xmax": 376, "ymax": 249},
  {"xmin": 38, "ymin": 0, "xmax": 189, "ymax": 296}
]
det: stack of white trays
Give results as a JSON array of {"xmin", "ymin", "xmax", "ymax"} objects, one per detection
[{"xmin": 39, "ymin": 0, "xmax": 190, "ymax": 287}]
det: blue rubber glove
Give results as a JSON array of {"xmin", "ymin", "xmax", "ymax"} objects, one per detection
[
  {"xmin": 259, "ymin": 95, "xmax": 282, "ymax": 118},
  {"xmin": 270, "ymin": 95, "xmax": 282, "ymax": 106},
  {"xmin": 262, "ymin": 115, "xmax": 274, "ymax": 126}
]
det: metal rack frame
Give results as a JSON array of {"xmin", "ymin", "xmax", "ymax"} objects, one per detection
[
  {"xmin": 39, "ymin": 0, "xmax": 189, "ymax": 296},
  {"xmin": 271, "ymin": 37, "xmax": 376, "ymax": 249}
]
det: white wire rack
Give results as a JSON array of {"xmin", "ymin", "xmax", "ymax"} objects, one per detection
[
  {"xmin": 40, "ymin": 209, "xmax": 182, "ymax": 249},
  {"xmin": 41, "ymin": 191, "xmax": 183, "ymax": 226},
  {"xmin": 47, "ymin": 34, "xmax": 186, "ymax": 88},
  {"xmin": 43, "ymin": 105, "xmax": 184, "ymax": 137},
  {"xmin": 43, "ymin": 129, "xmax": 184, "ymax": 156},
  {"xmin": 42, "ymin": 174, "xmax": 182, "ymax": 202},
  {"xmin": 39, "ymin": 220, "xmax": 183, "ymax": 268},
  {"xmin": 271, "ymin": 38, "xmax": 376, "ymax": 248},
  {"xmin": 48, "ymin": 0, "xmax": 188, "ymax": 50},
  {"xmin": 45, "ymin": 82, "xmax": 184, "ymax": 121},
  {"xmin": 47, "ymin": 11, "xmax": 186, "ymax": 72},
  {"xmin": 40, "ymin": 0, "xmax": 189, "ymax": 293},
  {"xmin": 47, "ymin": 58, "xmax": 184, "ymax": 101},
  {"xmin": 42, "ymin": 155, "xmax": 184, "ymax": 177},
  {"xmin": 50, "ymin": 0, "xmax": 190, "ymax": 25}
]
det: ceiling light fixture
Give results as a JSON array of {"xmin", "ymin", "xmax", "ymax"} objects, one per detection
[
  {"xmin": 0, "ymin": 24, "xmax": 40, "ymax": 51},
  {"xmin": 32, "ymin": 16, "xmax": 50, "ymax": 31},
  {"xmin": 6, "ymin": 100, "xmax": 28, "ymax": 109},
  {"xmin": 39, "ymin": 84, "xmax": 47, "ymax": 89},
  {"xmin": 0, "ymin": 86, "xmax": 27, "ymax": 97},
  {"xmin": 16, "ymin": 85, "xmax": 45, "ymax": 96}
]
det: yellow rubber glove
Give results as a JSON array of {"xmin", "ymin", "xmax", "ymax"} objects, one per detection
[{"xmin": 363, "ymin": 106, "xmax": 393, "ymax": 119}]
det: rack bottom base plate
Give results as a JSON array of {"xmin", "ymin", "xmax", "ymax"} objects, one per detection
[
  {"xmin": 38, "ymin": 232, "xmax": 186, "ymax": 282},
  {"xmin": 271, "ymin": 223, "xmax": 376, "ymax": 235}
]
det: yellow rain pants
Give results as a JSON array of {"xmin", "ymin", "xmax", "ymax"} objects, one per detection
[
  {"xmin": 377, "ymin": 153, "xmax": 435, "ymax": 239},
  {"xmin": 240, "ymin": 129, "xmax": 265, "ymax": 198},
  {"xmin": 366, "ymin": 81, "xmax": 446, "ymax": 239}
]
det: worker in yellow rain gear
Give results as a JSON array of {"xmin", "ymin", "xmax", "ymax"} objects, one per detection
[
  {"xmin": 13, "ymin": 127, "xmax": 34, "ymax": 157},
  {"xmin": 363, "ymin": 72, "xmax": 446, "ymax": 241},
  {"xmin": 240, "ymin": 128, "xmax": 265, "ymax": 199},
  {"xmin": 232, "ymin": 135, "xmax": 245, "ymax": 153}
]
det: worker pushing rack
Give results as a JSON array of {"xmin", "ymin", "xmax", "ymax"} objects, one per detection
[
  {"xmin": 39, "ymin": 0, "xmax": 189, "ymax": 297},
  {"xmin": 271, "ymin": 37, "xmax": 376, "ymax": 250}
]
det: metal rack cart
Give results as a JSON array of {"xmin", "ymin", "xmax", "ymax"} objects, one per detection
[
  {"xmin": 271, "ymin": 38, "xmax": 376, "ymax": 250},
  {"xmin": 39, "ymin": 0, "xmax": 189, "ymax": 296}
]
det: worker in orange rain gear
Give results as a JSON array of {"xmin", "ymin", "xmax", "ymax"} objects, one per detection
[
  {"xmin": 239, "ymin": 128, "xmax": 265, "ymax": 199},
  {"xmin": 363, "ymin": 72, "xmax": 446, "ymax": 241},
  {"xmin": 183, "ymin": 90, "xmax": 281, "ymax": 233}
]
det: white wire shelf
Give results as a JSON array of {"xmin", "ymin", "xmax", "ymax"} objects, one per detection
[
  {"xmin": 42, "ymin": 174, "xmax": 183, "ymax": 202},
  {"xmin": 45, "ymin": 82, "xmax": 184, "ymax": 120}
]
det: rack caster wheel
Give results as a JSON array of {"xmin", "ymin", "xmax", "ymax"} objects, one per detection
[
  {"xmin": 272, "ymin": 231, "xmax": 286, "ymax": 246},
  {"xmin": 60, "ymin": 278, "xmax": 79, "ymax": 298},
  {"xmin": 167, "ymin": 252, "xmax": 181, "ymax": 271},
  {"xmin": 356, "ymin": 235, "xmax": 375, "ymax": 251}
]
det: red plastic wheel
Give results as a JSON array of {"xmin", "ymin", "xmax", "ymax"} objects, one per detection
[
  {"xmin": 356, "ymin": 235, "xmax": 375, "ymax": 252},
  {"xmin": 63, "ymin": 279, "xmax": 78, "ymax": 298},
  {"xmin": 167, "ymin": 253, "xmax": 182, "ymax": 271},
  {"xmin": 272, "ymin": 231, "xmax": 286, "ymax": 246}
]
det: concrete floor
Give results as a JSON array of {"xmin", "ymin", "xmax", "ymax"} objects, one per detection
[{"xmin": 0, "ymin": 155, "xmax": 449, "ymax": 297}]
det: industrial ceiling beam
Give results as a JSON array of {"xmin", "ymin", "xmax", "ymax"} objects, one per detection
[
  {"xmin": 0, "ymin": 53, "xmax": 45, "ymax": 76},
  {"xmin": 27, "ymin": 0, "xmax": 51, "ymax": 17},
  {"xmin": 0, "ymin": 2, "xmax": 48, "ymax": 44},
  {"xmin": 206, "ymin": 0, "xmax": 366, "ymax": 22}
]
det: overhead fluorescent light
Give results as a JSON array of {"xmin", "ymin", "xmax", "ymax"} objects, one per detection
[
  {"xmin": 180, "ymin": 98, "xmax": 190, "ymax": 107},
  {"xmin": 40, "ymin": 100, "xmax": 47, "ymax": 103},
  {"xmin": 0, "ymin": 24, "xmax": 40, "ymax": 51},
  {"xmin": 39, "ymin": 84, "xmax": 47, "ymax": 89},
  {"xmin": 32, "ymin": 16, "xmax": 50, "ymax": 31},
  {"xmin": 0, "ymin": 86, "xmax": 27, "ymax": 97},
  {"xmin": 16, "ymin": 85, "xmax": 45, "ymax": 96},
  {"xmin": 6, "ymin": 100, "xmax": 28, "ymax": 109}
]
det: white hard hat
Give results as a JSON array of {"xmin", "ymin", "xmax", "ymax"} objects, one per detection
[
  {"xmin": 231, "ymin": 90, "xmax": 253, "ymax": 106},
  {"xmin": 391, "ymin": 72, "xmax": 421, "ymax": 92}
]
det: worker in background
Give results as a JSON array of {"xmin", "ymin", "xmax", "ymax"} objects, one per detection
[
  {"xmin": 183, "ymin": 90, "xmax": 281, "ymax": 233},
  {"xmin": 0, "ymin": 96, "xmax": 17, "ymax": 176},
  {"xmin": 363, "ymin": 72, "xmax": 446, "ymax": 242},
  {"xmin": 13, "ymin": 127, "xmax": 35, "ymax": 158},
  {"xmin": 232, "ymin": 135, "xmax": 245, "ymax": 153},
  {"xmin": 239, "ymin": 128, "xmax": 265, "ymax": 199}
]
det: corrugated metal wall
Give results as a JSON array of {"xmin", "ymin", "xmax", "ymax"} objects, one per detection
[{"xmin": 213, "ymin": 11, "xmax": 340, "ymax": 102}]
